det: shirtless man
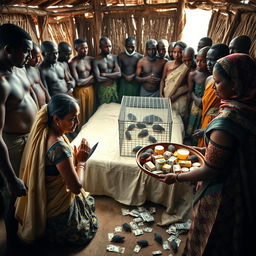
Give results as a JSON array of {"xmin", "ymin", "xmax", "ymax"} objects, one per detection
[
  {"xmin": 39, "ymin": 41, "xmax": 75, "ymax": 97},
  {"xmin": 93, "ymin": 37, "xmax": 121, "ymax": 105},
  {"xmin": 0, "ymin": 23, "xmax": 37, "ymax": 246},
  {"xmin": 58, "ymin": 41, "xmax": 75, "ymax": 86},
  {"xmin": 157, "ymin": 39, "xmax": 169, "ymax": 59},
  {"xmin": 70, "ymin": 39, "xmax": 95, "ymax": 129},
  {"xmin": 117, "ymin": 37, "xmax": 143, "ymax": 101},
  {"xmin": 197, "ymin": 37, "xmax": 212, "ymax": 52},
  {"xmin": 26, "ymin": 42, "xmax": 50, "ymax": 107},
  {"xmin": 182, "ymin": 47, "xmax": 196, "ymax": 70},
  {"xmin": 229, "ymin": 35, "xmax": 251, "ymax": 54},
  {"xmin": 136, "ymin": 39, "xmax": 167, "ymax": 97}
]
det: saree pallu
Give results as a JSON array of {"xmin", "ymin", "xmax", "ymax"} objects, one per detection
[
  {"xmin": 186, "ymin": 82, "xmax": 205, "ymax": 145},
  {"xmin": 15, "ymin": 106, "xmax": 98, "ymax": 244},
  {"xmin": 197, "ymin": 81, "xmax": 220, "ymax": 147},
  {"xmin": 97, "ymin": 82, "xmax": 119, "ymax": 105},
  {"xmin": 164, "ymin": 63, "xmax": 189, "ymax": 119},
  {"xmin": 73, "ymin": 85, "xmax": 95, "ymax": 130},
  {"xmin": 184, "ymin": 100, "xmax": 256, "ymax": 256},
  {"xmin": 118, "ymin": 77, "xmax": 140, "ymax": 102}
]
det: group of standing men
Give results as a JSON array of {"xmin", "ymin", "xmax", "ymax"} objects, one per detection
[{"xmin": 0, "ymin": 22, "xmax": 252, "ymax": 250}]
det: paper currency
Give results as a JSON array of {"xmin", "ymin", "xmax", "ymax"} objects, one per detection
[
  {"xmin": 115, "ymin": 226, "xmax": 123, "ymax": 232},
  {"xmin": 175, "ymin": 219, "xmax": 192, "ymax": 230},
  {"xmin": 108, "ymin": 232, "xmax": 114, "ymax": 241},
  {"xmin": 133, "ymin": 244, "xmax": 141, "ymax": 253},
  {"xmin": 129, "ymin": 209, "xmax": 140, "ymax": 217},
  {"xmin": 166, "ymin": 225, "xmax": 177, "ymax": 235},
  {"xmin": 140, "ymin": 211, "xmax": 154, "ymax": 222},
  {"xmin": 130, "ymin": 221, "xmax": 139, "ymax": 230},
  {"xmin": 163, "ymin": 241, "xmax": 170, "ymax": 250},
  {"xmin": 133, "ymin": 229, "xmax": 144, "ymax": 236},
  {"xmin": 133, "ymin": 217, "xmax": 143, "ymax": 223},
  {"xmin": 143, "ymin": 227, "xmax": 153, "ymax": 232},
  {"xmin": 138, "ymin": 222, "xmax": 144, "ymax": 226},
  {"xmin": 152, "ymin": 250, "xmax": 162, "ymax": 255},
  {"xmin": 121, "ymin": 208, "xmax": 130, "ymax": 216},
  {"xmin": 106, "ymin": 244, "xmax": 125, "ymax": 253},
  {"xmin": 167, "ymin": 235, "xmax": 181, "ymax": 247}
]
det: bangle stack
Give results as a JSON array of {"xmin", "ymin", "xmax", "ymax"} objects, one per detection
[
  {"xmin": 175, "ymin": 173, "xmax": 181, "ymax": 183},
  {"xmin": 77, "ymin": 164, "xmax": 85, "ymax": 169}
]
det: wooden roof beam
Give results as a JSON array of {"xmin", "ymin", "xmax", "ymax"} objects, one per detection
[{"xmin": 100, "ymin": 2, "xmax": 178, "ymax": 12}]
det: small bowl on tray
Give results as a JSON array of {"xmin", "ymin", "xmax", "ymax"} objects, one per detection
[{"xmin": 136, "ymin": 143, "xmax": 205, "ymax": 178}]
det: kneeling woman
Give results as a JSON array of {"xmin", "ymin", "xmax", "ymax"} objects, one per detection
[{"xmin": 15, "ymin": 94, "xmax": 98, "ymax": 245}]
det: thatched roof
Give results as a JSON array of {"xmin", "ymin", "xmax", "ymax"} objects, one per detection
[
  {"xmin": 1, "ymin": 1, "xmax": 255, "ymax": 16},
  {"xmin": 1, "ymin": 0, "xmax": 255, "ymax": 57}
]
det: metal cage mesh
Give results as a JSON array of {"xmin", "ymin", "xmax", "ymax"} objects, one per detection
[{"xmin": 118, "ymin": 96, "xmax": 173, "ymax": 157}]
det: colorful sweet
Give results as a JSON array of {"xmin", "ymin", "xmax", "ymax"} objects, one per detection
[
  {"xmin": 177, "ymin": 148, "xmax": 190, "ymax": 160},
  {"xmin": 154, "ymin": 145, "xmax": 164, "ymax": 155},
  {"xmin": 144, "ymin": 161, "xmax": 156, "ymax": 171}
]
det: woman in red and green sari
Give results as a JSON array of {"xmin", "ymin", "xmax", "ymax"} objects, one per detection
[{"xmin": 158, "ymin": 53, "xmax": 256, "ymax": 256}]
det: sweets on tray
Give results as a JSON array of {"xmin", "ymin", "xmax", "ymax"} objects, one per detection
[{"xmin": 141, "ymin": 144, "xmax": 202, "ymax": 175}]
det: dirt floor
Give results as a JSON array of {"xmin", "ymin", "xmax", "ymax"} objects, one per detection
[{"xmin": 0, "ymin": 195, "xmax": 188, "ymax": 256}]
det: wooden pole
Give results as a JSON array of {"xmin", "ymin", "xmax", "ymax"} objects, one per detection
[
  {"xmin": 175, "ymin": 0, "xmax": 185, "ymax": 41},
  {"xmin": 92, "ymin": 0, "xmax": 102, "ymax": 55}
]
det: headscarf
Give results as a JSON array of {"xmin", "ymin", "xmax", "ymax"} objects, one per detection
[
  {"xmin": 217, "ymin": 53, "xmax": 256, "ymax": 106},
  {"xmin": 217, "ymin": 54, "xmax": 256, "ymax": 121}
]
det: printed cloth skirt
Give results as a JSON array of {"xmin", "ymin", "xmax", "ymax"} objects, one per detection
[{"xmin": 46, "ymin": 195, "xmax": 99, "ymax": 245}]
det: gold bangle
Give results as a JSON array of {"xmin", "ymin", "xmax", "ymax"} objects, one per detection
[{"xmin": 175, "ymin": 173, "xmax": 181, "ymax": 183}]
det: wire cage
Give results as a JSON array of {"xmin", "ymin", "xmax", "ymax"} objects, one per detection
[{"xmin": 118, "ymin": 96, "xmax": 173, "ymax": 157}]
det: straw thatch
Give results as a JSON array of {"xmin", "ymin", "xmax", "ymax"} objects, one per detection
[{"xmin": 0, "ymin": 0, "xmax": 255, "ymax": 57}]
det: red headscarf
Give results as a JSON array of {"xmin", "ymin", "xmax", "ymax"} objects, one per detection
[{"xmin": 217, "ymin": 54, "xmax": 256, "ymax": 119}]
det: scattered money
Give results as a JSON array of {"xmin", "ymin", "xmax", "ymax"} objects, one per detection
[
  {"xmin": 152, "ymin": 250, "xmax": 162, "ymax": 255},
  {"xmin": 133, "ymin": 217, "xmax": 143, "ymax": 223},
  {"xmin": 121, "ymin": 208, "xmax": 130, "ymax": 216},
  {"xmin": 163, "ymin": 241, "xmax": 170, "ymax": 250},
  {"xmin": 133, "ymin": 244, "xmax": 141, "ymax": 253},
  {"xmin": 108, "ymin": 232, "xmax": 114, "ymax": 241},
  {"xmin": 129, "ymin": 209, "xmax": 140, "ymax": 217},
  {"xmin": 115, "ymin": 226, "xmax": 123, "ymax": 232},
  {"xmin": 106, "ymin": 244, "xmax": 125, "ymax": 253},
  {"xmin": 167, "ymin": 235, "xmax": 181, "ymax": 247},
  {"xmin": 140, "ymin": 211, "xmax": 154, "ymax": 222},
  {"xmin": 133, "ymin": 229, "xmax": 144, "ymax": 236},
  {"xmin": 138, "ymin": 222, "xmax": 144, "ymax": 227},
  {"xmin": 166, "ymin": 225, "xmax": 177, "ymax": 235},
  {"xmin": 175, "ymin": 219, "xmax": 192, "ymax": 230},
  {"xmin": 130, "ymin": 221, "xmax": 139, "ymax": 230},
  {"xmin": 143, "ymin": 227, "xmax": 153, "ymax": 232}
]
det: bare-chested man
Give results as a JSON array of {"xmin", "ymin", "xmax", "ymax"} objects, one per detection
[
  {"xmin": 117, "ymin": 37, "xmax": 143, "ymax": 101},
  {"xmin": 136, "ymin": 39, "xmax": 167, "ymax": 97},
  {"xmin": 39, "ymin": 41, "xmax": 75, "ymax": 97},
  {"xmin": 70, "ymin": 39, "xmax": 95, "ymax": 129},
  {"xmin": 26, "ymin": 42, "xmax": 50, "ymax": 108},
  {"xmin": 157, "ymin": 39, "xmax": 169, "ymax": 60},
  {"xmin": 93, "ymin": 37, "xmax": 121, "ymax": 105},
  {"xmin": 58, "ymin": 41, "xmax": 75, "ymax": 86},
  {"xmin": 197, "ymin": 37, "xmax": 212, "ymax": 53},
  {"xmin": 0, "ymin": 23, "xmax": 37, "ymax": 246},
  {"xmin": 229, "ymin": 35, "xmax": 251, "ymax": 54},
  {"xmin": 182, "ymin": 47, "xmax": 196, "ymax": 70}
]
